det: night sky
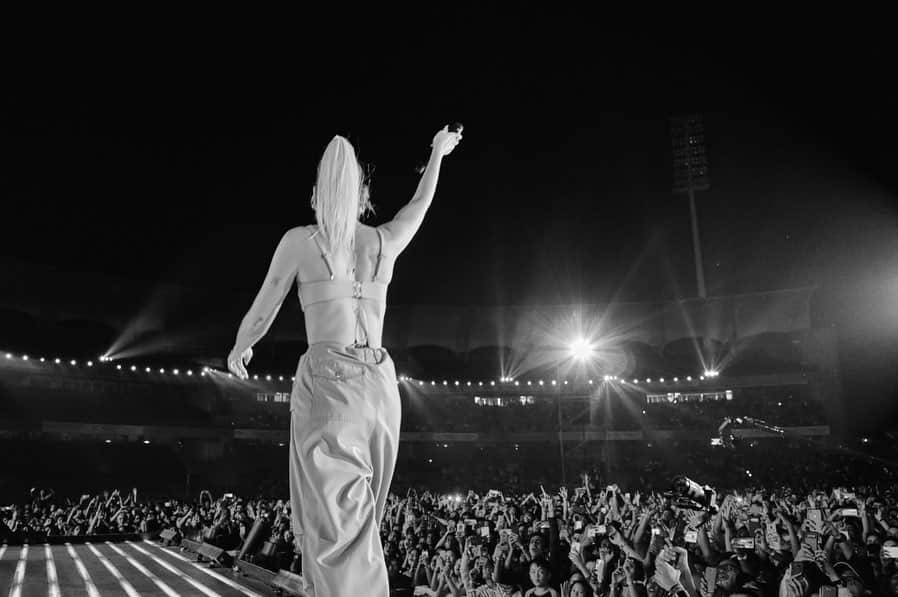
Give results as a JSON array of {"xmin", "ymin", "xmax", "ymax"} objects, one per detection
[{"xmin": 3, "ymin": 23, "xmax": 897, "ymax": 429}]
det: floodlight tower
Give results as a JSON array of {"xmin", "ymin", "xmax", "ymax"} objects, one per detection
[{"xmin": 670, "ymin": 114, "xmax": 711, "ymax": 299}]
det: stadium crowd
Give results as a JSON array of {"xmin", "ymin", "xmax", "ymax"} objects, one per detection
[{"xmin": 3, "ymin": 445, "xmax": 898, "ymax": 597}]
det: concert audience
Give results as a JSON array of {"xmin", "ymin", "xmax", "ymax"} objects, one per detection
[{"xmin": 3, "ymin": 446, "xmax": 898, "ymax": 597}]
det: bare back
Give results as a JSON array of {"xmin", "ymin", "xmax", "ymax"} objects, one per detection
[{"xmin": 294, "ymin": 223, "xmax": 398, "ymax": 348}]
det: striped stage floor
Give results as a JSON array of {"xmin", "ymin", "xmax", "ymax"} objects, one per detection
[{"xmin": 0, "ymin": 540, "xmax": 279, "ymax": 596}]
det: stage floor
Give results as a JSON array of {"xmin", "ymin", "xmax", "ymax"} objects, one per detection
[{"xmin": 0, "ymin": 540, "xmax": 278, "ymax": 596}]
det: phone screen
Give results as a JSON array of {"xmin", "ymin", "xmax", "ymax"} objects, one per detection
[
  {"xmin": 808, "ymin": 509, "xmax": 822, "ymax": 528},
  {"xmin": 685, "ymin": 530, "xmax": 698, "ymax": 543},
  {"xmin": 703, "ymin": 567, "xmax": 718, "ymax": 597},
  {"xmin": 883, "ymin": 546, "xmax": 898, "ymax": 559}
]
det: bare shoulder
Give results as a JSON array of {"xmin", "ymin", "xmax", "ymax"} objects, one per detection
[
  {"xmin": 357, "ymin": 223, "xmax": 385, "ymax": 249},
  {"xmin": 285, "ymin": 225, "xmax": 315, "ymax": 240},
  {"xmin": 371, "ymin": 221, "xmax": 402, "ymax": 255},
  {"xmin": 281, "ymin": 225, "xmax": 317, "ymax": 249}
]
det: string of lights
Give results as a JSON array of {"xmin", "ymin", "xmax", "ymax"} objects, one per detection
[{"xmin": 2, "ymin": 350, "xmax": 721, "ymax": 390}]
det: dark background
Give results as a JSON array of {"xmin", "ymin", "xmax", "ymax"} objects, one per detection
[{"xmin": 3, "ymin": 21, "xmax": 896, "ymax": 431}]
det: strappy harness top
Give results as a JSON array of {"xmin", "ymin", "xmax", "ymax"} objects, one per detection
[{"xmin": 298, "ymin": 226, "xmax": 389, "ymax": 347}]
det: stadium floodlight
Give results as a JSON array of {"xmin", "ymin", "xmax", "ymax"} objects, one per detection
[{"xmin": 569, "ymin": 337, "xmax": 595, "ymax": 361}]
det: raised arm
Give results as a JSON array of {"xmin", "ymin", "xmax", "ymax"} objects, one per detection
[
  {"xmin": 228, "ymin": 229, "xmax": 300, "ymax": 378},
  {"xmin": 379, "ymin": 125, "xmax": 462, "ymax": 255}
]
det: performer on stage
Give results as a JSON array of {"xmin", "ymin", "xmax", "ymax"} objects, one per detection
[{"xmin": 228, "ymin": 125, "xmax": 462, "ymax": 596}]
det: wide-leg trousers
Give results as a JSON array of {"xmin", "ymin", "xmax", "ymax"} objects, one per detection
[{"xmin": 288, "ymin": 343, "xmax": 401, "ymax": 597}]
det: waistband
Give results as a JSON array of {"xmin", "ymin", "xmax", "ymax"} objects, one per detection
[{"xmin": 306, "ymin": 342, "xmax": 388, "ymax": 365}]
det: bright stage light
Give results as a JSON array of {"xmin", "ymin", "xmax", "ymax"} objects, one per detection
[
  {"xmin": 55, "ymin": 358, "xmax": 61, "ymax": 364},
  {"xmin": 131, "ymin": 365, "xmax": 136, "ymax": 371},
  {"xmin": 673, "ymin": 377, "xmax": 678, "ymax": 382},
  {"xmin": 569, "ymin": 337, "xmax": 595, "ymax": 361},
  {"xmin": 117, "ymin": 365, "xmax": 122, "ymax": 370},
  {"xmin": 174, "ymin": 369, "xmax": 179, "ymax": 375},
  {"xmin": 686, "ymin": 376, "xmax": 692, "ymax": 381},
  {"xmin": 40, "ymin": 357, "xmax": 45, "ymax": 362},
  {"xmin": 5, "ymin": 354, "xmax": 11, "ymax": 359},
  {"xmin": 70, "ymin": 360, "xmax": 76, "ymax": 365},
  {"xmin": 22, "ymin": 355, "xmax": 29, "ymax": 361},
  {"xmin": 633, "ymin": 379, "xmax": 638, "ymax": 384}
]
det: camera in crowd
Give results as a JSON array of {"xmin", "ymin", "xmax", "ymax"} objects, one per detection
[{"xmin": 665, "ymin": 475, "xmax": 718, "ymax": 512}]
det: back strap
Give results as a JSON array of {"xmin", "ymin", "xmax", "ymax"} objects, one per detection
[{"xmin": 298, "ymin": 280, "xmax": 388, "ymax": 311}]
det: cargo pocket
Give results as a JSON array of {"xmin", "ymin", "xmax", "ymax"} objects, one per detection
[{"xmin": 308, "ymin": 353, "xmax": 368, "ymax": 421}]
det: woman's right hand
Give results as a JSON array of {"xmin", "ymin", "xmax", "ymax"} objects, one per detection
[
  {"xmin": 431, "ymin": 125, "xmax": 463, "ymax": 157},
  {"xmin": 228, "ymin": 346, "xmax": 252, "ymax": 380}
]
